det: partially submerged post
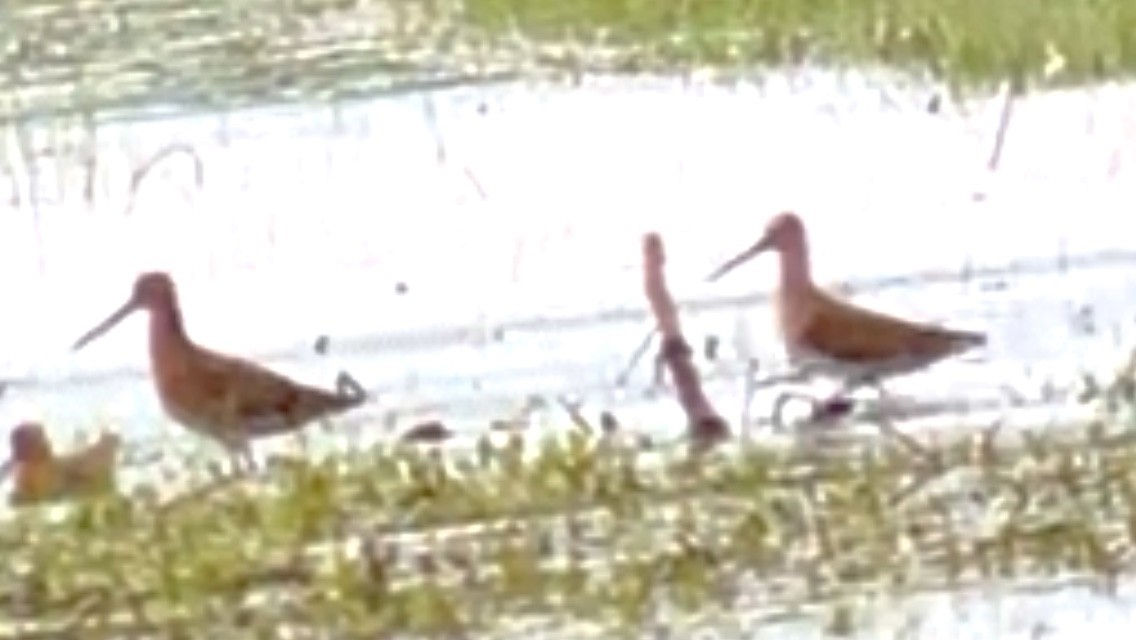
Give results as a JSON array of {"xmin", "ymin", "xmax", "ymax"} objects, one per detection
[{"xmin": 641, "ymin": 233, "xmax": 730, "ymax": 450}]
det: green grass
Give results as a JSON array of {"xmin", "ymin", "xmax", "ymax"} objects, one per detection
[
  {"xmin": 3, "ymin": 0, "xmax": 1136, "ymax": 125},
  {"xmin": 2, "ymin": 405, "xmax": 1136, "ymax": 638},
  {"xmin": 462, "ymin": 0, "xmax": 1136, "ymax": 89}
]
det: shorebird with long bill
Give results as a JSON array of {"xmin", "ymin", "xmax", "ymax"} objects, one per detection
[
  {"xmin": 3, "ymin": 422, "xmax": 121, "ymax": 506},
  {"xmin": 707, "ymin": 211, "xmax": 986, "ymax": 416},
  {"xmin": 71, "ymin": 272, "xmax": 367, "ymax": 474}
]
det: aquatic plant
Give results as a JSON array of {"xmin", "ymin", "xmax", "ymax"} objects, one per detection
[{"xmin": 0, "ymin": 413, "xmax": 1134, "ymax": 637}]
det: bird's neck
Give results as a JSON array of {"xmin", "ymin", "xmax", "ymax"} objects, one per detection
[
  {"xmin": 777, "ymin": 238, "xmax": 813, "ymax": 292},
  {"xmin": 148, "ymin": 304, "xmax": 190, "ymax": 357},
  {"xmin": 17, "ymin": 446, "xmax": 52, "ymax": 464}
]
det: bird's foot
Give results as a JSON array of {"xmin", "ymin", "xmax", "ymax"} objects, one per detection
[
  {"xmin": 771, "ymin": 391, "xmax": 859, "ymax": 433},
  {"xmin": 810, "ymin": 395, "xmax": 858, "ymax": 422}
]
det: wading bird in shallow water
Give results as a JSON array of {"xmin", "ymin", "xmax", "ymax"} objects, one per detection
[
  {"xmin": 707, "ymin": 212, "xmax": 986, "ymax": 421},
  {"xmin": 3, "ymin": 422, "xmax": 121, "ymax": 506},
  {"xmin": 71, "ymin": 272, "xmax": 367, "ymax": 475}
]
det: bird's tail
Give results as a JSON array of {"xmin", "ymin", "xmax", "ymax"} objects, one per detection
[
  {"xmin": 334, "ymin": 371, "xmax": 368, "ymax": 405},
  {"xmin": 911, "ymin": 326, "xmax": 986, "ymax": 362},
  {"xmin": 299, "ymin": 371, "xmax": 369, "ymax": 419},
  {"xmin": 303, "ymin": 382, "xmax": 368, "ymax": 423},
  {"xmin": 243, "ymin": 376, "xmax": 370, "ymax": 439},
  {"xmin": 60, "ymin": 432, "xmax": 121, "ymax": 491},
  {"xmin": 328, "ymin": 389, "xmax": 368, "ymax": 414}
]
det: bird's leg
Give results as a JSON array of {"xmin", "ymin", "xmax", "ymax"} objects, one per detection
[
  {"xmin": 226, "ymin": 441, "xmax": 258, "ymax": 479},
  {"xmin": 219, "ymin": 394, "xmax": 250, "ymax": 478},
  {"xmin": 809, "ymin": 376, "xmax": 873, "ymax": 422},
  {"xmin": 811, "ymin": 373, "xmax": 900, "ymax": 422},
  {"xmin": 858, "ymin": 377, "xmax": 895, "ymax": 402},
  {"xmin": 807, "ymin": 396, "xmax": 856, "ymax": 424},
  {"xmin": 771, "ymin": 389, "xmax": 829, "ymax": 433},
  {"xmin": 228, "ymin": 451, "xmax": 246, "ymax": 478},
  {"xmin": 651, "ymin": 350, "xmax": 667, "ymax": 391},
  {"xmin": 241, "ymin": 445, "xmax": 260, "ymax": 476},
  {"xmin": 740, "ymin": 358, "xmax": 760, "ymax": 436}
]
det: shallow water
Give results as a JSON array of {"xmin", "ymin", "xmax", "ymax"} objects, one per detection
[{"xmin": 0, "ymin": 68, "xmax": 1133, "ymax": 637}]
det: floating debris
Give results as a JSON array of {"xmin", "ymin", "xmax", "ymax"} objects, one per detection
[{"xmin": 400, "ymin": 420, "xmax": 454, "ymax": 443}]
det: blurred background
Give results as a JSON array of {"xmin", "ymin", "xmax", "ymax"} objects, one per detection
[{"xmin": 1, "ymin": 1, "xmax": 1136, "ymax": 635}]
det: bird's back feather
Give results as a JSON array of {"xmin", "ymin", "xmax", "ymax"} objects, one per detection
[
  {"xmin": 153, "ymin": 340, "xmax": 365, "ymax": 445},
  {"xmin": 785, "ymin": 286, "xmax": 985, "ymax": 368}
]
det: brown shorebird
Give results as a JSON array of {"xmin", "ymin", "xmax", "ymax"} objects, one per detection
[
  {"xmin": 707, "ymin": 211, "xmax": 985, "ymax": 415},
  {"xmin": 72, "ymin": 272, "xmax": 367, "ymax": 474},
  {"xmin": 4, "ymin": 422, "xmax": 121, "ymax": 506}
]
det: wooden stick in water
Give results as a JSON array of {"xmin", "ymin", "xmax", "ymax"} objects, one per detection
[{"xmin": 641, "ymin": 233, "xmax": 730, "ymax": 449}]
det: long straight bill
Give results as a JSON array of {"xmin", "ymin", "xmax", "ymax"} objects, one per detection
[
  {"xmin": 706, "ymin": 240, "xmax": 767, "ymax": 282},
  {"xmin": 73, "ymin": 299, "xmax": 137, "ymax": 351}
]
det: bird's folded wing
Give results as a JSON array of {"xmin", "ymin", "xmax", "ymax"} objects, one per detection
[
  {"xmin": 58, "ymin": 436, "xmax": 120, "ymax": 490},
  {"xmin": 188, "ymin": 351, "xmax": 362, "ymax": 437},
  {"xmin": 801, "ymin": 293, "xmax": 967, "ymax": 364}
]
